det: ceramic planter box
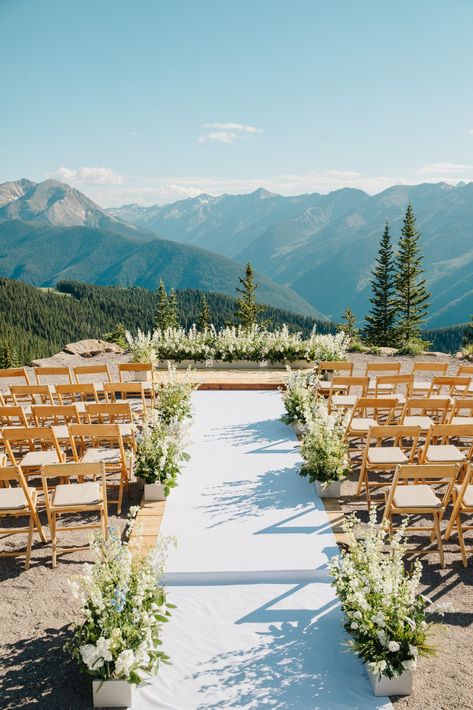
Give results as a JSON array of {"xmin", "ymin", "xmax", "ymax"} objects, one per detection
[
  {"xmin": 366, "ymin": 668, "xmax": 413, "ymax": 697},
  {"xmin": 269, "ymin": 360, "xmax": 314, "ymax": 370},
  {"xmin": 314, "ymin": 480, "xmax": 341, "ymax": 498},
  {"xmin": 144, "ymin": 482, "xmax": 166, "ymax": 501},
  {"xmin": 92, "ymin": 679, "xmax": 134, "ymax": 708}
]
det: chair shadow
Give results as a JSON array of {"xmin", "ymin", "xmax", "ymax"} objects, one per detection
[
  {"xmin": 0, "ymin": 625, "xmax": 92, "ymax": 710},
  {"xmin": 207, "ymin": 418, "xmax": 297, "ymax": 454}
]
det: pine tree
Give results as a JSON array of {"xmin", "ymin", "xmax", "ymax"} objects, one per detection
[
  {"xmin": 235, "ymin": 262, "xmax": 265, "ymax": 330},
  {"xmin": 338, "ymin": 307, "xmax": 358, "ymax": 339},
  {"xmin": 167, "ymin": 288, "xmax": 180, "ymax": 329},
  {"xmin": 364, "ymin": 222, "xmax": 397, "ymax": 346},
  {"xmin": 0, "ymin": 341, "xmax": 15, "ymax": 368},
  {"xmin": 463, "ymin": 315, "xmax": 473, "ymax": 347},
  {"xmin": 197, "ymin": 294, "xmax": 211, "ymax": 331},
  {"xmin": 154, "ymin": 280, "xmax": 169, "ymax": 331},
  {"xmin": 395, "ymin": 204, "xmax": 430, "ymax": 343}
]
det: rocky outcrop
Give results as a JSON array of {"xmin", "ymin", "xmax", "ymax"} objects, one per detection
[{"xmin": 63, "ymin": 339, "xmax": 124, "ymax": 357}]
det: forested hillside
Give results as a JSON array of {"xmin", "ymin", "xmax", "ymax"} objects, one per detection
[{"xmin": 0, "ymin": 278, "xmax": 332, "ymax": 364}]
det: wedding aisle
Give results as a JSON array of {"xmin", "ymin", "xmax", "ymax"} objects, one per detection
[{"xmin": 134, "ymin": 391, "xmax": 392, "ymax": 710}]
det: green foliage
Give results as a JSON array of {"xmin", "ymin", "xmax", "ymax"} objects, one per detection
[
  {"xmin": 364, "ymin": 222, "xmax": 397, "ymax": 346},
  {"xmin": 197, "ymin": 294, "xmax": 211, "ymax": 332},
  {"xmin": 135, "ymin": 414, "xmax": 190, "ymax": 492},
  {"xmin": 396, "ymin": 339, "xmax": 430, "ymax": 356},
  {"xmin": 338, "ymin": 307, "xmax": 358, "ymax": 339},
  {"xmin": 154, "ymin": 281, "xmax": 179, "ymax": 331},
  {"xmin": 395, "ymin": 204, "xmax": 430, "ymax": 343},
  {"xmin": 462, "ymin": 314, "xmax": 473, "ymax": 347},
  {"xmin": 0, "ymin": 340, "xmax": 17, "ymax": 368},
  {"xmin": 103, "ymin": 322, "xmax": 127, "ymax": 348},
  {"xmin": 235, "ymin": 263, "xmax": 265, "ymax": 330}
]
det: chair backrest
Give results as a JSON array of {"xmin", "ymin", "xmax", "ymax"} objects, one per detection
[
  {"xmin": 457, "ymin": 364, "xmax": 473, "ymax": 377},
  {"xmin": 348, "ymin": 397, "xmax": 397, "ymax": 424},
  {"xmin": 10, "ymin": 384, "xmax": 55, "ymax": 406},
  {"xmin": 0, "ymin": 367, "xmax": 31, "ymax": 385},
  {"xmin": 0, "ymin": 406, "xmax": 29, "ymax": 427},
  {"xmin": 118, "ymin": 362, "xmax": 153, "ymax": 381},
  {"xmin": 424, "ymin": 423, "xmax": 473, "ymax": 448},
  {"xmin": 367, "ymin": 424, "xmax": 421, "ymax": 458},
  {"xmin": 35, "ymin": 366, "xmax": 73, "ymax": 385},
  {"xmin": 330, "ymin": 376, "xmax": 369, "ymax": 396},
  {"xmin": 41, "ymin": 461, "xmax": 107, "ymax": 511},
  {"xmin": 428, "ymin": 376, "xmax": 471, "ymax": 397},
  {"xmin": 402, "ymin": 397, "xmax": 451, "ymax": 422},
  {"xmin": 374, "ymin": 374, "xmax": 413, "ymax": 396},
  {"xmin": 68, "ymin": 423, "xmax": 125, "ymax": 459},
  {"xmin": 85, "ymin": 402, "xmax": 133, "ymax": 423},
  {"xmin": 2, "ymin": 426, "xmax": 63, "ymax": 463},
  {"xmin": 364, "ymin": 362, "xmax": 401, "ymax": 376},
  {"xmin": 55, "ymin": 383, "xmax": 99, "ymax": 404},
  {"xmin": 73, "ymin": 364, "xmax": 112, "ymax": 384},
  {"xmin": 103, "ymin": 382, "xmax": 147, "ymax": 407},
  {"xmin": 0, "ymin": 465, "xmax": 35, "ymax": 509},
  {"xmin": 31, "ymin": 404, "xmax": 81, "ymax": 426},
  {"xmin": 448, "ymin": 398, "xmax": 473, "ymax": 421},
  {"xmin": 413, "ymin": 361, "xmax": 449, "ymax": 375},
  {"xmin": 318, "ymin": 361, "xmax": 353, "ymax": 375},
  {"xmin": 385, "ymin": 463, "xmax": 460, "ymax": 511}
]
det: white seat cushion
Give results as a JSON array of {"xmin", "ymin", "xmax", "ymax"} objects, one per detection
[
  {"xmin": 317, "ymin": 380, "xmax": 331, "ymax": 390},
  {"xmin": 81, "ymin": 448, "xmax": 121, "ymax": 465},
  {"xmin": 381, "ymin": 394, "xmax": 405, "ymax": 405},
  {"xmin": 403, "ymin": 415, "xmax": 434, "ymax": 430},
  {"xmin": 52, "ymin": 481, "xmax": 101, "ymax": 507},
  {"xmin": 20, "ymin": 450, "xmax": 61, "ymax": 467},
  {"xmin": 412, "ymin": 379, "xmax": 430, "ymax": 391},
  {"xmin": 0, "ymin": 486, "xmax": 35, "ymax": 510},
  {"xmin": 349, "ymin": 417, "xmax": 377, "ymax": 432},
  {"xmin": 425, "ymin": 445, "xmax": 466, "ymax": 463},
  {"xmin": 393, "ymin": 484, "xmax": 442, "ymax": 509},
  {"xmin": 118, "ymin": 423, "xmax": 132, "ymax": 437},
  {"xmin": 331, "ymin": 395, "xmax": 357, "ymax": 407},
  {"xmin": 52, "ymin": 424, "xmax": 70, "ymax": 439},
  {"xmin": 451, "ymin": 416, "xmax": 473, "ymax": 426},
  {"xmin": 454, "ymin": 484, "xmax": 473, "ymax": 508},
  {"xmin": 368, "ymin": 447, "xmax": 408, "ymax": 465},
  {"xmin": 369, "ymin": 380, "xmax": 395, "ymax": 391}
]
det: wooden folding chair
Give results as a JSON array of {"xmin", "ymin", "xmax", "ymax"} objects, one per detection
[
  {"xmin": 85, "ymin": 402, "xmax": 136, "ymax": 451},
  {"xmin": 31, "ymin": 404, "xmax": 82, "ymax": 446},
  {"xmin": 317, "ymin": 361, "xmax": 354, "ymax": 395},
  {"xmin": 448, "ymin": 398, "xmax": 473, "ymax": 426},
  {"xmin": 103, "ymin": 381, "xmax": 152, "ymax": 414},
  {"xmin": 55, "ymin": 383, "xmax": 100, "ymax": 413},
  {"xmin": 118, "ymin": 362, "xmax": 154, "ymax": 385},
  {"xmin": 419, "ymin": 423, "xmax": 473, "ymax": 465},
  {"xmin": 73, "ymin": 364, "xmax": 112, "ymax": 395},
  {"xmin": 383, "ymin": 463, "xmax": 460, "ymax": 568},
  {"xmin": 365, "ymin": 362, "xmax": 401, "ymax": 394},
  {"xmin": 401, "ymin": 397, "xmax": 451, "ymax": 433},
  {"xmin": 0, "ymin": 406, "xmax": 29, "ymax": 428},
  {"xmin": 328, "ymin": 376, "xmax": 369, "ymax": 412},
  {"xmin": 10, "ymin": 385, "xmax": 55, "ymax": 411},
  {"xmin": 68, "ymin": 423, "xmax": 133, "ymax": 514},
  {"xmin": 41, "ymin": 462, "xmax": 108, "ymax": 568},
  {"xmin": 357, "ymin": 424, "xmax": 421, "ymax": 506},
  {"xmin": 428, "ymin": 376, "xmax": 472, "ymax": 399},
  {"xmin": 0, "ymin": 465, "xmax": 46, "ymax": 569},
  {"xmin": 35, "ymin": 366, "xmax": 73, "ymax": 386},
  {"xmin": 445, "ymin": 464, "xmax": 473, "ymax": 567},
  {"xmin": 344, "ymin": 397, "xmax": 397, "ymax": 453},
  {"xmin": 411, "ymin": 361, "xmax": 449, "ymax": 397},
  {"xmin": 3, "ymin": 426, "xmax": 64, "ymax": 478},
  {"xmin": 0, "ymin": 367, "xmax": 31, "ymax": 388},
  {"xmin": 373, "ymin": 374, "xmax": 413, "ymax": 407}
]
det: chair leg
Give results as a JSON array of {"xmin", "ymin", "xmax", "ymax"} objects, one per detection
[
  {"xmin": 117, "ymin": 479, "xmax": 124, "ymax": 515},
  {"xmin": 433, "ymin": 513, "xmax": 445, "ymax": 569},
  {"xmin": 25, "ymin": 515, "xmax": 34, "ymax": 570},
  {"xmin": 356, "ymin": 464, "xmax": 366, "ymax": 497},
  {"xmin": 456, "ymin": 515, "xmax": 468, "ymax": 568},
  {"xmin": 34, "ymin": 511, "xmax": 47, "ymax": 543},
  {"xmin": 51, "ymin": 512, "xmax": 57, "ymax": 568}
]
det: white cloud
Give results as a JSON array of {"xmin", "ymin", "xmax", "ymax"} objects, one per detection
[
  {"xmin": 49, "ymin": 166, "xmax": 123, "ymax": 185},
  {"xmin": 198, "ymin": 122, "xmax": 263, "ymax": 144},
  {"xmin": 417, "ymin": 162, "xmax": 473, "ymax": 176}
]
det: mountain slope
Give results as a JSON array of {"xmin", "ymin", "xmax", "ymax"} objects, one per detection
[
  {"xmin": 0, "ymin": 219, "xmax": 320, "ymax": 317},
  {"xmin": 0, "ymin": 179, "xmax": 36, "ymax": 207}
]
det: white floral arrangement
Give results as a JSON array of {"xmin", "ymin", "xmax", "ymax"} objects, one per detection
[
  {"xmin": 329, "ymin": 509, "xmax": 435, "ymax": 679},
  {"xmin": 134, "ymin": 412, "xmax": 190, "ymax": 493},
  {"xmin": 67, "ymin": 530, "xmax": 175, "ymax": 685},
  {"xmin": 280, "ymin": 368, "xmax": 320, "ymax": 427},
  {"xmin": 299, "ymin": 397, "xmax": 350, "ymax": 484},
  {"xmin": 125, "ymin": 329, "xmax": 158, "ymax": 365},
  {"xmin": 125, "ymin": 325, "xmax": 349, "ymax": 364},
  {"xmin": 155, "ymin": 365, "xmax": 198, "ymax": 425}
]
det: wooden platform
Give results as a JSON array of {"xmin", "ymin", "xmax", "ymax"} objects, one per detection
[{"xmin": 170, "ymin": 368, "xmax": 289, "ymax": 390}]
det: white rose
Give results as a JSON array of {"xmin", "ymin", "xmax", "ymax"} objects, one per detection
[
  {"xmin": 388, "ymin": 640, "xmax": 400, "ymax": 653},
  {"xmin": 402, "ymin": 659, "xmax": 416, "ymax": 671},
  {"xmin": 114, "ymin": 649, "xmax": 135, "ymax": 679}
]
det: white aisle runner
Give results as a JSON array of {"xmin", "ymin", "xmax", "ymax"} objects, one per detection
[{"xmin": 135, "ymin": 391, "xmax": 391, "ymax": 710}]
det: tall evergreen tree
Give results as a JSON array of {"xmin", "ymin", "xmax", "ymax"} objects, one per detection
[
  {"xmin": 197, "ymin": 294, "xmax": 211, "ymax": 331},
  {"xmin": 462, "ymin": 315, "xmax": 473, "ymax": 347},
  {"xmin": 338, "ymin": 307, "xmax": 358, "ymax": 339},
  {"xmin": 154, "ymin": 280, "xmax": 170, "ymax": 331},
  {"xmin": 235, "ymin": 262, "xmax": 265, "ymax": 330},
  {"xmin": 167, "ymin": 288, "xmax": 180, "ymax": 329},
  {"xmin": 395, "ymin": 204, "xmax": 430, "ymax": 343},
  {"xmin": 364, "ymin": 221, "xmax": 397, "ymax": 345},
  {"xmin": 0, "ymin": 341, "xmax": 15, "ymax": 368}
]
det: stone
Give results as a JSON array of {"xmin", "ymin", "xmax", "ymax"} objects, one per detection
[{"xmin": 63, "ymin": 339, "xmax": 124, "ymax": 358}]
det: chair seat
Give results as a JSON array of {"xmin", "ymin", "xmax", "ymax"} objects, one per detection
[
  {"xmin": 403, "ymin": 415, "xmax": 434, "ymax": 430},
  {"xmin": 424, "ymin": 445, "xmax": 466, "ymax": 463},
  {"xmin": 454, "ymin": 483, "xmax": 473, "ymax": 508},
  {"xmin": 412, "ymin": 379, "xmax": 430, "ymax": 391},
  {"xmin": 331, "ymin": 395, "xmax": 357, "ymax": 407},
  {"xmin": 349, "ymin": 417, "xmax": 377, "ymax": 432},
  {"xmin": 369, "ymin": 380, "xmax": 395, "ymax": 391},
  {"xmin": 20, "ymin": 450, "xmax": 61, "ymax": 468},
  {"xmin": 52, "ymin": 481, "xmax": 101, "ymax": 507},
  {"xmin": 52, "ymin": 424, "xmax": 70, "ymax": 440},
  {"xmin": 393, "ymin": 484, "xmax": 442, "ymax": 509},
  {"xmin": 0, "ymin": 486, "xmax": 36, "ymax": 510},
  {"xmin": 367, "ymin": 447, "xmax": 408, "ymax": 465},
  {"xmin": 118, "ymin": 423, "xmax": 133, "ymax": 437},
  {"xmin": 380, "ymin": 394, "xmax": 405, "ymax": 405},
  {"xmin": 81, "ymin": 448, "xmax": 121, "ymax": 465},
  {"xmin": 450, "ymin": 416, "xmax": 473, "ymax": 426}
]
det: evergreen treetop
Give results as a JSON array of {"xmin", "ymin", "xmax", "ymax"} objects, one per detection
[
  {"xmin": 364, "ymin": 221, "xmax": 397, "ymax": 346},
  {"xmin": 235, "ymin": 262, "xmax": 265, "ymax": 330}
]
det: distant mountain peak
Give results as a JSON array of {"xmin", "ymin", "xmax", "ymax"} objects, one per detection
[
  {"xmin": 0, "ymin": 178, "xmax": 36, "ymax": 207},
  {"xmin": 251, "ymin": 187, "xmax": 275, "ymax": 199}
]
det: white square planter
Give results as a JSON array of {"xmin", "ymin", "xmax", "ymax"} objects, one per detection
[
  {"xmin": 366, "ymin": 668, "xmax": 413, "ymax": 696},
  {"xmin": 314, "ymin": 480, "xmax": 341, "ymax": 498},
  {"xmin": 92, "ymin": 679, "xmax": 135, "ymax": 708},
  {"xmin": 144, "ymin": 482, "xmax": 166, "ymax": 501}
]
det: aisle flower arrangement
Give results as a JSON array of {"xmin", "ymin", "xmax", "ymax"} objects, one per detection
[
  {"xmin": 280, "ymin": 368, "xmax": 319, "ymax": 428},
  {"xmin": 329, "ymin": 509, "xmax": 435, "ymax": 695},
  {"xmin": 299, "ymin": 397, "xmax": 350, "ymax": 490},
  {"xmin": 135, "ymin": 412, "xmax": 190, "ymax": 496},
  {"xmin": 126, "ymin": 325, "xmax": 349, "ymax": 364},
  {"xmin": 155, "ymin": 366, "xmax": 198, "ymax": 424},
  {"xmin": 67, "ymin": 531, "xmax": 175, "ymax": 707}
]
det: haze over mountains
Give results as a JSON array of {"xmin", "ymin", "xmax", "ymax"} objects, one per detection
[
  {"xmin": 109, "ymin": 182, "xmax": 473, "ymax": 327},
  {"xmin": 0, "ymin": 180, "xmax": 318, "ymax": 317}
]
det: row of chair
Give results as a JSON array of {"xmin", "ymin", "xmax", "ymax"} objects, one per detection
[
  {"xmin": 0, "ymin": 362, "xmax": 153, "ymax": 387},
  {"xmin": 317, "ymin": 359, "xmax": 472, "ymax": 382},
  {"xmin": 0, "ymin": 381, "xmax": 154, "ymax": 411}
]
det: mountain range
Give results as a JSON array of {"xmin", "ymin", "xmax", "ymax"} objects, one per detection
[
  {"xmin": 109, "ymin": 182, "xmax": 473, "ymax": 327},
  {"xmin": 0, "ymin": 180, "xmax": 318, "ymax": 317}
]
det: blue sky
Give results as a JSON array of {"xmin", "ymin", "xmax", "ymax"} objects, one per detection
[{"xmin": 1, "ymin": 0, "xmax": 473, "ymax": 205}]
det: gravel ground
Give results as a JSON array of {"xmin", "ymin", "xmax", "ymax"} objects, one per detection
[{"xmin": 0, "ymin": 351, "xmax": 470, "ymax": 710}]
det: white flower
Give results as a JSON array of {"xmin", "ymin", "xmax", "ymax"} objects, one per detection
[
  {"xmin": 350, "ymin": 621, "xmax": 359, "ymax": 630},
  {"xmin": 114, "ymin": 649, "xmax": 135, "ymax": 679},
  {"xmin": 95, "ymin": 636, "xmax": 113, "ymax": 662},
  {"xmin": 388, "ymin": 640, "xmax": 400, "ymax": 653},
  {"xmin": 402, "ymin": 659, "xmax": 417, "ymax": 671}
]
